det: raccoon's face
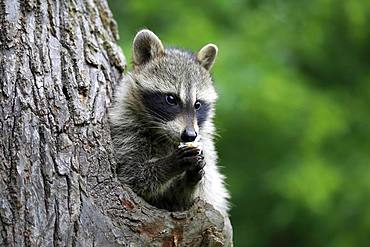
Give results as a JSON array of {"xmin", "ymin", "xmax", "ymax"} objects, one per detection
[{"xmin": 129, "ymin": 30, "xmax": 218, "ymax": 144}]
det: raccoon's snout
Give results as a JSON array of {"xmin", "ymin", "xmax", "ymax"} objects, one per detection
[{"xmin": 181, "ymin": 127, "xmax": 197, "ymax": 142}]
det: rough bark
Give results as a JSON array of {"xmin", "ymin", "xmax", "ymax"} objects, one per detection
[{"xmin": 0, "ymin": 0, "xmax": 232, "ymax": 246}]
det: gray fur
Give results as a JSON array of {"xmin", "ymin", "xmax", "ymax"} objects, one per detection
[{"xmin": 109, "ymin": 29, "xmax": 230, "ymax": 214}]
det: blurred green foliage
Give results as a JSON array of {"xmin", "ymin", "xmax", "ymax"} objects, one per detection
[{"xmin": 108, "ymin": 0, "xmax": 370, "ymax": 246}]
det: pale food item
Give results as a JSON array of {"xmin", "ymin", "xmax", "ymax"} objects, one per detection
[{"xmin": 178, "ymin": 141, "xmax": 201, "ymax": 149}]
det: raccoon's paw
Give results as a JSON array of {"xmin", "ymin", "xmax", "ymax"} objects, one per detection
[
  {"xmin": 169, "ymin": 146, "xmax": 203, "ymax": 175},
  {"xmin": 176, "ymin": 146, "xmax": 203, "ymax": 167},
  {"xmin": 185, "ymin": 158, "xmax": 205, "ymax": 186}
]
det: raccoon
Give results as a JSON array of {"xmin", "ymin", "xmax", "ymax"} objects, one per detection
[{"xmin": 109, "ymin": 29, "xmax": 230, "ymax": 215}]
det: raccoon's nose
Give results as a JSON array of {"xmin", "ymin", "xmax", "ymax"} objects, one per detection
[{"xmin": 181, "ymin": 128, "xmax": 197, "ymax": 142}]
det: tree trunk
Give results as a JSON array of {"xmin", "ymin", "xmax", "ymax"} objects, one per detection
[{"xmin": 0, "ymin": 0, "xmax": 232, "ymax": 246}]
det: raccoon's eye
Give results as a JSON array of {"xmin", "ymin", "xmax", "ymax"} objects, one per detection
[
  {"xmin": 194, "ymin": 101, "xmax": 202, "ymax": 110},
  {"xmin": 165, "ymin": 95, "xmax": 177, "ymax": 106}
]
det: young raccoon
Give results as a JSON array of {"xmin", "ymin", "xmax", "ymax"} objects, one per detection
[{"xmin": 110, "ymin": 30, "xmax": 229, "ymax": 215}]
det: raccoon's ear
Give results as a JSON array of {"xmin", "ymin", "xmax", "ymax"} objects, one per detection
[
  {"xmin": 197, "ymin": 44, "xmax": 218, "ymax": 70},
  {"xmin": 132, "ymin": 29, "xmax": 164, "ymax": 66}
]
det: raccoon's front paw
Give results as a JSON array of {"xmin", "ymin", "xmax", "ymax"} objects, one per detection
[
  {"xmin": 185, "ymin": 158, "xmax": 205, "ymax": 186},
  {"xmin": 169, "ymin": 146, "xmax": 203, "ymax": 175}
]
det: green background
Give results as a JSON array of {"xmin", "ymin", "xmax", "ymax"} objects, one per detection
[{"xmin": 108, "ymin": 0, "xmax": 370, "ymax": 246}]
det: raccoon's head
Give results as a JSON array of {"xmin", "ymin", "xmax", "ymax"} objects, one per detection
[{"xmin": 128, "ymin": 29, "xmax": 218, "ymax": 144}]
